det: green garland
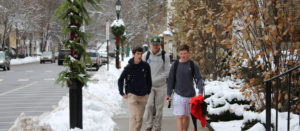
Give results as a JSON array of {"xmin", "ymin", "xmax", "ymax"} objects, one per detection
[
  {"xmin": 111, "ymin": 25, "xmax": 125, "ymax": 37},
  {"xmin": 54, "ymin": 0, "xmax": 101, "ymax": 87}
]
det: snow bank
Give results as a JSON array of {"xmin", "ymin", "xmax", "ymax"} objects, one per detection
[
  {"xmin": 10, "ymin": 56, "xmax": 40, "ymax": 65},
  {"xmin": 243, "ymin": 109, "xmax": 300, "ymax": 131},
  {"xmin": 210, "ymin": 120, "xmax": 243, "ymax": 131}
]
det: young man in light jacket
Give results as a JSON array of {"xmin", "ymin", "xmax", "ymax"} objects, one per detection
[{"xmin": 143, "ymin": 36, "xmax": 171, "ymax": 131}]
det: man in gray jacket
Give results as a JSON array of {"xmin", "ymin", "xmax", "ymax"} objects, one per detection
[
  {"xmin": 166, "ymin": 44, "xmax": 203, "ymax": 131},
  {"xmin": 143, "ymin": 36, "xmax": 170, "ymax": 131}
]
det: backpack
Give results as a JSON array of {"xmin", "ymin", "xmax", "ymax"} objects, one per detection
[
  {"xmin": 145, "ymin": 50, "xmax": 166, "ymax": 64},
  {"xmin": 124, "ymin": 61, "xmax": 149, "ymax": 94}
]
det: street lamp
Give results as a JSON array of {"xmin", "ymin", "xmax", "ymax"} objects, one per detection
[
  {"xmin": 116, "ymin": 0, "xmax": 121, "ymax": 19},
  {"xmin": 115, "ymin": 0, "xmax": 122, "ymax": 69}
]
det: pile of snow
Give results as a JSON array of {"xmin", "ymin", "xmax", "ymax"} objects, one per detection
[
  {"xmin": 10, "ymin": 56, "xmax": 40, "ymax": 65},
  {"xmin": 205, "ymin": 78, "xmax": 254, "ymax": 117},
  {"xmin": 243, "ymin": 109, "xmax": 300, "ymax": 131},
  {"xmin": 206, "ymin": 78, "xmax": 300, "ymax": 130},
  {"xmin": 111, "ymin": 19, "xmax": 125, "ymax": 27},
  {"xmin": 10, "ymin": 57, "xmax": 132, "ymax": 131},
  {"xmin": 210, "ymin": 120, "xmax": 244, "ymax": 131},
  {"xmin": 10, "ymin": 113, "xmax": 52, "ymax": 131}
]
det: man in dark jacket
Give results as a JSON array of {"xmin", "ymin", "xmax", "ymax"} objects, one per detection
[{"xmin": 118, "ymin": 46, "xmax": 152, "ymax": 131}]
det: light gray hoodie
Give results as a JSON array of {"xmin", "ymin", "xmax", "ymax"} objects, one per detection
[{"xmin": 142, "ymin": 48, "xmax": 170, "ymax": 87}]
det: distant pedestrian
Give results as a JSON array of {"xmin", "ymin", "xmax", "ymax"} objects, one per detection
[
  {"xmin": 118, "ymin": 46, "xmax": 152, "ymax": 131},
  {"xmin": 166, "ymin": 44, "xmax": 204, "ymax": 131},
  {"xmin": 143, "ymin": 36, "xmax": 170, "ymax": 131}
]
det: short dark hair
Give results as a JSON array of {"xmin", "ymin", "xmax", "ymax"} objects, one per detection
[
  {"xmin": 132, "ymin": 46, "xmax": 144, "ymax": 54},
  {"xmin": 178, "ymin": 44, "xmax": 189, "ymax": 52}
]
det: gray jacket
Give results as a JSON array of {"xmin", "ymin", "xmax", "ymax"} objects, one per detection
[
  {"xmin": 167, "ymin": 60, "xmax": 203, "ymax": 97},
  {"xmin": 142, "ymin": 48, "xmax": 170, "ymax": 87}
]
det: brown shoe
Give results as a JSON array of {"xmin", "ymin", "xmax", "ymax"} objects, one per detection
[{"xmin": 145, "ymin": 128, "xmax": 152, "ymax": 131}]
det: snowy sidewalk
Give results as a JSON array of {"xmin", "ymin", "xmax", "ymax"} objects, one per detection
[{"xmin": 113, "ymin": 98, "xmax": 210, "ymax": 131}]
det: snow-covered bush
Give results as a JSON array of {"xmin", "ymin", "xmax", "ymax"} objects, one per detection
[{"xmin": 205, "ymin": 79, "xmax": 255, "ymax": 122}]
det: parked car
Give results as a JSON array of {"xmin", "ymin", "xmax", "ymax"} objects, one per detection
[
  {"xmin": 86, "ymin": 50, "xmax": 102, "ymax": 71},
  {"xmin": 0, "ymin": 51, "xmax": 10, "ymax": 71},
  {"xmin": 54, "ymin": 52, "xmax": 59, "ymax": 59},
  {"xmin": 40, "ymin": 51, "xmax": 55, "ymax": 64},
  {"xmin": 99, "ymin": 52, "xmax": 108, "ymax": 64},
  {"xmin": 58, "ymin": 49, "xmax": 70, "ymax": 65}
]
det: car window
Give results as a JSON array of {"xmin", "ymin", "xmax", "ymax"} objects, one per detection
[
  {"xmin": 59, "ymin": 50, "xmax": 70, "ymax": 55},
  {"xmin": 100, "ymin": 53, "xmax": 107, "ymax": 57},
  {"xmin": 42, "ymin": 52, "xmax": 52, "ymax": 56},
  {"xmin": 88, "ymin": 52, "xmax": 97, "ymax": 57},
  {"xmin": 0, "ymin": 53, "xmax": 4, "ymax": 59}
]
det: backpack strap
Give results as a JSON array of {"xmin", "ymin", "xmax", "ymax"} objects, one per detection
[
  {"xmin": 146, "ymin": 50, "xmax": 165, "ymax": 64},
  {"xmin": 189, "ymin": 60, "xmax": 195, "ymax": 78},
  {"xmin": 125, "ymin": 63, "xmax": 133, "ymax": 94},
  {"xmin": 172, "ymin": 60, "xmax": 179, "ymax": 89},
  {"xmin": 161, "ymin": 50, "xmax": 165, "ymax": 64},
  {"xmin": 142, "ymin": 61, "xmax": 149, "ymax": 73},
  {"xmin": 146, "ymin": 51, "xmax": 151, "ymax": 62}
]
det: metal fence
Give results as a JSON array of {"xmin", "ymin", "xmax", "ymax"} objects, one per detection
[{"xmin": 264, "ymin": 65, "xmax": 300, "ymax": 131}]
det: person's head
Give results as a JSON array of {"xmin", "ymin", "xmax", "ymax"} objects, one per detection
[
  {"xmin": 132, "ymin": 46, "xmax": 144, "ymax": 64},
  {"xmin": 178, "ymin": 44, "xmax": 190, "ymax": 62},
  {"xmin": 150, "ymin": 36, "xmax": 161, "ymax": 54}
]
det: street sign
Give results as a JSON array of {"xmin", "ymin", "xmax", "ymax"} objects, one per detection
[{"xmin": 106, "ymin": 21, "xmax": 110, "ymax": 40}]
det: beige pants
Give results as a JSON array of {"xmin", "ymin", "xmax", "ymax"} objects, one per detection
[
  {"xmin": 144, "ymin": 85, "xmax": 166, "ymax": 131},
  {"xmin": 128, "ymin": 93, "xmax": 149, "ymax": 131}
]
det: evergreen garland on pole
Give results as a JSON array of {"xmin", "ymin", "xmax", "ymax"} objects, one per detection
[
  {"xmin": 53, "ymin": 0, "xmax": 101, "ymax": 129},
  {"xmin": 54, "ymin": 0, "xmax": 101, "ymax": 87},
  {"xmin": 111, "ymin": 19, "xmax": 125, "ymax": 69}
]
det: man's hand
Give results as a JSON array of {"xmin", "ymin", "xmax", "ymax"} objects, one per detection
[
  {"xmin": 166, "ymin": 96, "xmax": 172, "ymax": 101},
  {"xmin": 123, "ymin": 94, "xmax": 128, "ymax": 99}
]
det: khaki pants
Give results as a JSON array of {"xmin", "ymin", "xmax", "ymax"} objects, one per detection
[
  {"xmin": 144, "ymin": 85, "xmax": 166, "ymax": 131},
  {"xmin": 128, "ymin": 93, "xmax": 149, "ymax": 131}
]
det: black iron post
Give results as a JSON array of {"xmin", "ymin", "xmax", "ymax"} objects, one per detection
[
  {"xmin": 69, "ymin": 79, "xmax": 83, "ymax": 129},
  {"xmin": 287, "ymin": 73, "xmax": 291, "ymax": 131},
  {"xmin": 115, "ymin": 0, "xmax": 121, "ymax": 69},
  {"xmin": 107, "ymin": 40, "xmax": 109, "ymax": 70},
  {"xmin": 266, "ymin": 81, "xmax": 271, "ymax": 131}
]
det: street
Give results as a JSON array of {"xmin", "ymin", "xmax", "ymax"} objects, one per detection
[{"xmin": 0, "ymin": 62, "xmax": 69, "ymax": 131}]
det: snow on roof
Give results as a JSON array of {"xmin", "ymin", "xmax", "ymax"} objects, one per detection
[
  {"xmin": 111, "ymin": 19, "xmax": 125, "ymax": 27},
  {"xmin": 163, "ymin": 30, "xmax": 173, "ymax": 36}
]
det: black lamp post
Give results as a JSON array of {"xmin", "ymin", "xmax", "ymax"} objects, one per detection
[
  {"xmin": 115, "ymin": 0, "xmax": 121, "ymax": 69},
  {"xmin": 116, "ymin": 0, "xmax": 121, "ymax": 19}
]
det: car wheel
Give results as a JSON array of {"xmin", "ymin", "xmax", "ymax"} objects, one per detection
[{"xmin": 40, "ymin": 61, "xmax": 42, "ymax": 64}]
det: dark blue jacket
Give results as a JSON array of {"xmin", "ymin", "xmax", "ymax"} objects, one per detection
[{"xmin": 118, "ymin": 58, "xmax": 152, "ymax": 96}]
